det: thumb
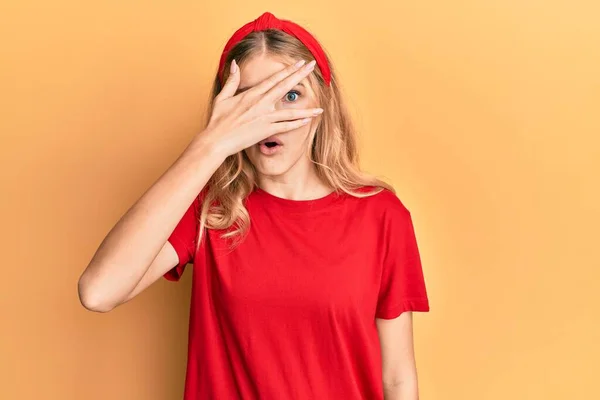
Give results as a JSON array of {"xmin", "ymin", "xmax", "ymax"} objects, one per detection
[{"xmin": 216, "ymin": 59, "xmax": 241, "ymax": 102}]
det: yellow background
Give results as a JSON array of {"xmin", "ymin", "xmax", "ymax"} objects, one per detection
[{"xmin": 1, "ymin": 1, "xmax": 598, "ymax": 399}]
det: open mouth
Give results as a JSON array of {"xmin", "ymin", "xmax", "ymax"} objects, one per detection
[
  {"xmin": 259, "ymin": 136, "xmax": 283, "ymax": 146},
  {"xmin": 258, "ymin": 137, "xmax": 283, "ymax": 155}
]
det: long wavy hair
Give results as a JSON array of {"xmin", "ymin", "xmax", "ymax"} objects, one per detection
[{"xmin": 196, "ymin": 29, "xmax": 394, "ymax": 249}]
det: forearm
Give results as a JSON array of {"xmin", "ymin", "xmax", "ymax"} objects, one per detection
[{"xmin": 78, "ymin": 135, "xmax": 223, "ymax": 311}]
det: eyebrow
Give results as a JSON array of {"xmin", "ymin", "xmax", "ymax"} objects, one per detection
[{"xmin": 235, "ymin": 82, "xmax": 306, "ymax": 95}]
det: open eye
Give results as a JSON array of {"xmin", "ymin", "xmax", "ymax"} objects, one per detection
[{"xmin": 283, "ymin": 90, "xmax": 301, "ymax": 103}]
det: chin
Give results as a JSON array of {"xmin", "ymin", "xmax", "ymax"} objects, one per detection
[
  {"xmin": 252, "ymin": 158, "xmax": 292, "ymax": 177},
  {"xmin": 244, "ymin": 148, "xmax": 294, "ymax": 177}
]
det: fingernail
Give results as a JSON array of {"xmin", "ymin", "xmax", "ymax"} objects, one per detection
[
  {"xmin": 301, "ymin": 117, "xmax": 312, "ymax": 124},
  {"xmin": 305, "ymin": 60, "xmax": 316, "ymax": 70},
  {"xmin": 313, "ymin": 108, "xmax": 324, "ymax": 115},
  {"xmin": 295, "ymin": 59, "xmax": 306, "ymax": 68},
  {"xmin": 230, "ymin": 59, "xmax": 237, "ymax": 74}
]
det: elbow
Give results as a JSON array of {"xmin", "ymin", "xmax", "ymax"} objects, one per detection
[
  {"xmin": 79, "ymin": 295, "xmax": 115, "ymax": 313},
  {"xmin": 382, "ymin": 376, "xmax": 418, "ymax": 399},
  {"xmin": 77, "ymin": 273, "xmax": 118, "ymax": 313}
]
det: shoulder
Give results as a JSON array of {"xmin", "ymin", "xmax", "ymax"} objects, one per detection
[
  {"xmin": 353, "ymin": 186, "xmax": 411, "ymax": 218},
  {"xmin": 349, "ymin": 186, "xmax": 417, "ymax": 248}
]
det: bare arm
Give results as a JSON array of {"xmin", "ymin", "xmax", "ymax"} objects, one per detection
[
  {"xmin": 376, "ymin": 312, "xmax": 420, "ymax": 400},
  {"xmin": 77, "ymin": 136, "xmax": 223, "ymax": 312},
  {"xmin": 77, "ymin": 58, "xmax": 320, "ymax": 313}
]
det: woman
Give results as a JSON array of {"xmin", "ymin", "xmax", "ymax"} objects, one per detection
[{"xmin": 78, "ymin": 11, "xmax": 430, "ymax": 400}]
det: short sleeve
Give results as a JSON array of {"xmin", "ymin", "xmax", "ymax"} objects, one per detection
[
  {"xmin": 376, "ymin": 200, "xmax": 430, "ymax": 319},
  {"xmin": 164, "ymin": 193, "xmax": 202, "ymax": 282}
]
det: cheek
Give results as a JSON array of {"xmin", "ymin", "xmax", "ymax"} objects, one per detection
[{"xmin": 286, "ymin": 124, "xmax": 315, "ymax": 152}]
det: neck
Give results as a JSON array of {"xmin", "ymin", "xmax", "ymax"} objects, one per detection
[{"xmin": 256, "ymin": 158, "xmax": 332, "ymax": 201}]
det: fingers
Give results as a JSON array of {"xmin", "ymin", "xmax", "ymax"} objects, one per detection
[
  {"xmin": 267, "ymin": 116, "xmax": 314, "ymax": 135},
  {"xmin": 266, "ymin": 107, "xmax": 324, "ymax": 123},
  {"xmin": 264, "ymin": 60, "xmax": 316, "ymax": 102},
  {"xmin": 248, "ymin": 59, "xmax": 309, "ymax": 96},
  {"xmin": 215, "ymin": 59, "xmax": 240, "ymax": 102}
]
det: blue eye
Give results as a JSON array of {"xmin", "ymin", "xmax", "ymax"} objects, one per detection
[{"xmin": 284, "ymin": 90, "xmax": 300, "ymax": 103}]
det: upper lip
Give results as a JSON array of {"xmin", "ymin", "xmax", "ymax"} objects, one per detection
[{"xmin": 258, "ymin": 135, "xmax": 283, "ymax": 145}]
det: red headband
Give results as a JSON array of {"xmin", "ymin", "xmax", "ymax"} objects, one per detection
[{"xmin": 218, "ymin": 12, "xmax": 331, "ymax": 86}]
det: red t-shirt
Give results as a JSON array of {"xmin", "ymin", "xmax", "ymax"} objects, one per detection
[{"xmin": 165, "ymin": 186, "xmax": 429, "ymax": 399}]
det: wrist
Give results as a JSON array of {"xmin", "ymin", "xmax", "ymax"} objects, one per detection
[
  {"xmin": 191, "ymin": 129, "xmax": 232, "ymax": 162},
  {"xmin": 182, "ymin": 132, "xmax": 227, "ymax": 171}
]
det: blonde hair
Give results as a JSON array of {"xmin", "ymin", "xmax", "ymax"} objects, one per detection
[{"xmin": 196, "ymin": 29, "xmax": 394, "ymax": 250}]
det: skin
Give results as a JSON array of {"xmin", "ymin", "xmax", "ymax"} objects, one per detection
[
  {"xmin": 78, "ymin": 54, "xmax": 419, "ymax": 399},
  {"xmin": 377, "ymin": 312, "xmax": 420, "ymax": 399},
  {"xmin": 240, "ymin": 55, "xmax": 420, "ymax": 399},
  {"xmin": 77, "ymin": 59, "xmax": 319, "ymax": 313},
  {"xmin": 240, "ymin": 54, "xmax": 332, "ymax": 200}
]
